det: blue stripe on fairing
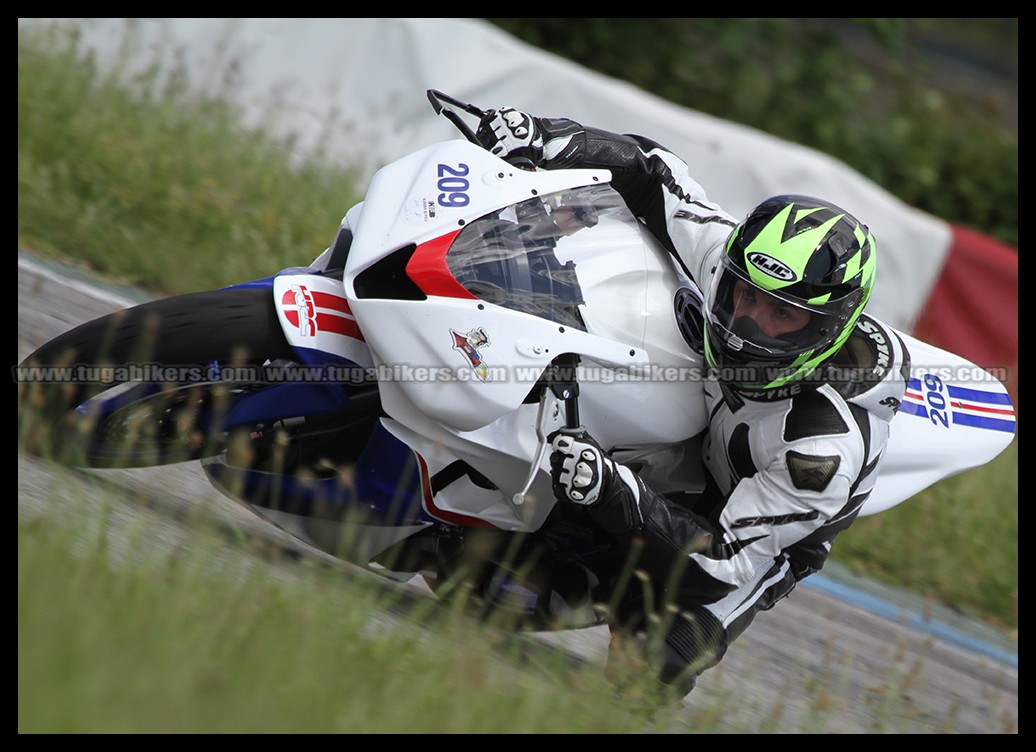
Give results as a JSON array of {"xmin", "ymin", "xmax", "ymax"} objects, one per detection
[
  {"xmin": 947, "ymin": 383, "xmax": 1013, "ymax": 405},
  {"xmin": 952, "ymin": 411, "xmax": 1017, "ymax": 433},
  {"xmin": 899, "ymin": 401, "xmax": 928, "ymax": 418}
]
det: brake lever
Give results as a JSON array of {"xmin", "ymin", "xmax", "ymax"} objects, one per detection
[
  {"xmin": 427, "ymin": 89, "xmax": 486, "ymax": 118},
  {"xmin": 427, "ymin": 90, "xmax": 537, "ymax": 170},
  {"xmin": 511, "ymin": 355, "xmax": 581, "ymax": 506},
  {"xmin": 427, "ymin": 89, "xmax": 484, "ymax": 145},
  {"xmin": 512, "ymin": 389, "xmax": 555, "ymax": 507}
]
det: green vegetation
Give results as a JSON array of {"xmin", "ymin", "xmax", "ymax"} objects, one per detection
[
  {"xmin": 18, "ymin": 480, "xmax": 692, "ymax": 733},
  {"xmin": 839, "ymin": 438, "xmax": 1018, "ymax": 634},
  {"xmin": 487, "ymin": 19, "xmax": 1018, "ymax": 248},
  {"xmin": 17, "ymin": 22, "xmax": 359, "ymax": 295},
  {"xmin": 18, "ymin": 19, "xmax": 1017, "ymax": 732}
]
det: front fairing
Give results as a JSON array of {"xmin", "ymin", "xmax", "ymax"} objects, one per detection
[{"xmin": 343, "ymin": 141, "xmax": 708, "ymax": 528}]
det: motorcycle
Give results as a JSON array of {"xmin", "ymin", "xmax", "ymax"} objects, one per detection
[{"xmin": 17, "ymin": 90, "xmax": 1017, "ymax": 629}]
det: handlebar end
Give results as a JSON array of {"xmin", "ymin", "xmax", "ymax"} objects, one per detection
[{"xmin": 426, "ymin": 89, "xmax": 446, "ymax": 115}]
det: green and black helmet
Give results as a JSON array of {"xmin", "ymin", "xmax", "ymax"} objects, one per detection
[{"xmin": 703, "ymin": 195, "xmax": 876, "ymax": 391}]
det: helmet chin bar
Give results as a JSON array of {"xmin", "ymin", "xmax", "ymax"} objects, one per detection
[
  {"xmin": 705, "ymin": 323, "xmax": 825, "ymax": 391},
  {"xmin": 729, "ymin": 316, "xmax": 788, "ymax": 352}
]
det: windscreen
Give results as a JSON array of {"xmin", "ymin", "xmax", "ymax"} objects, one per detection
[{"xmin": 445, "ymin": 184, "xmax": 636, "ymax": 330}]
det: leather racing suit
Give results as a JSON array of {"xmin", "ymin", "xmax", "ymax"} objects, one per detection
[{"xmin": 517, "ymin": 116, "xmax": 911, "ymax": 689}]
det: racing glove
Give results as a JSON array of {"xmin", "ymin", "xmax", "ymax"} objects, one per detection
[
  {"xmin": 476, "ymin": 107, "xmax": 582, "ymax": 167},
  {"xmin": 550, "ymin": 430, "xmax": 736, "ymax": 603},
  {"xmin": 476, "ymin": 107, "xmax": 543, "ymax": 163},
  {"xmin": 549, "ymin": 429, "xmax": 643, "ymax": 534}
]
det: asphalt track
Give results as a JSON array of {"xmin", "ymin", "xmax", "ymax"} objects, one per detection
[{"xmin": 16, "ymin": 249, "xmax": 1018, "ymax": 733}]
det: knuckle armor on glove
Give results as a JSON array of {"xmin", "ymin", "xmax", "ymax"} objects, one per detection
[
  {"xmin": 550, "ymin": 432, "xmax": 610, "ymax": 506},
  {"xmin": 476, "ymin": 107, "xmax": 544, "ymax": 162},
  {"xmin": 549, "ymin": 430, "xmax": 644, "ymax": 536}
]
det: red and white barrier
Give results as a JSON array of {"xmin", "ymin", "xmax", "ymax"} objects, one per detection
[{"xmin": 913, "ymin": 224, "xmax": 1018, "ymax": 402}]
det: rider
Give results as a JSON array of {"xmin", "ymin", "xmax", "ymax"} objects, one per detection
[{"xmin": 475, "ymin": 107, "xmax": 910, "ymax": 697}]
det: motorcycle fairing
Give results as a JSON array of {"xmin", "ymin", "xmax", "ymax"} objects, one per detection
[
  {"xmin": 864, "ymin": 330, "xmax": 1016, "ymax": 515},
  {"xmin": 272, "ymin": 271, "xmax": 373, "ymax": 369}
]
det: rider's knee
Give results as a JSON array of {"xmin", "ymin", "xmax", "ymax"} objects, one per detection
[
  {"xmin": 658, "ymin": 608, "xmax": 726, "ymax": 693},
  {"xmin": 659, "ymin": 640, "xmax": 698, "ymax": 696}
]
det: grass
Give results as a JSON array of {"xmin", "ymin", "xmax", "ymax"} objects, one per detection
[
  {"xmin": 17, "ymin": 18, "xmax": 1018, "ymax": 732},
  {"xmin": 24, "ymin": 452, "xmax": 1007, "ymax": 733},
  {"xmin": 17, "ymin": 21, "xmax": 358, "ymax": 296},
  {"xmin": 17, "ymin": 473, "xmax": 692, "ymax": 734},
  {"xmin": 836, "ymin": 437, "xmax": 1018, "ymax": 634}
]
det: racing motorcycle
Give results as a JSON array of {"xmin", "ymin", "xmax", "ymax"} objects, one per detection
[{"xmin": 17, "ymin": 91, "xmax": 1017, "ymax": 630}]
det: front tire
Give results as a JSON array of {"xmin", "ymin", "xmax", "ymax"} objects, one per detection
[{"xmin": 18, "ymin": 286, "xmax": 297, "ymax": 467}]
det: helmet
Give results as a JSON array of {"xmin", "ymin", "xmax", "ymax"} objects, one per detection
[{"xmin": 703, "ymin": 195, "xmax": 876, "ymax": 391}]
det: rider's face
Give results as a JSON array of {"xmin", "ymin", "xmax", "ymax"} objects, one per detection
[
  {"xmin": 552, "ymin": 206, "xmax": 584, "ymax": 236},
  {"xmin": 732, "ymin": 280, "xmax": 811, "ymax": 338}
]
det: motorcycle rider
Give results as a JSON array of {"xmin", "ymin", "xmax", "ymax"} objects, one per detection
[{"xmin": 474, "ymin": 107, "xmax": 910, "ymax": 697}]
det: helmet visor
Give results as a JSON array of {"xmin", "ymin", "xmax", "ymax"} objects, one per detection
[{"xmin": 705, "ymin": 261, "xmax": 850, "ymax": 364}]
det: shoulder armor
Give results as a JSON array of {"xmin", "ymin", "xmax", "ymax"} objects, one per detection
[
  {"xmin": 826, "ymin": 314, "xmax": 910, "ymax": 422},
  {"xmin": 784, "ymin": 388, "xmax": 849, "ymax": 442}
]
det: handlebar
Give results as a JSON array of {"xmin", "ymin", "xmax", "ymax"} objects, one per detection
[
  {"xmin": 426, "ymin": 89, "xmax": 484, "ymax": 145},
  {"xmin": 426, "ymin": 89, "xmax": 536, "ymax": 171}
]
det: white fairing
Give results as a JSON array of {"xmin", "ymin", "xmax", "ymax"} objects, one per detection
[
  {"xmin": 338, "ymin": 139, "xmax": 1015, "ymax": 532},
  {"xmin": 863, "ymin": 331, "xmax": 1016, "ymax": 515},
  {"xmin": 272, "ymin": 272, "xmax": 372, "ymax": 367},
  {"xmin": 340, "ymin": 140, "xmax": 711, "ymax": 530}
]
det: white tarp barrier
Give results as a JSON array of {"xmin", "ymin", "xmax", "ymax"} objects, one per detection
[{"xmin": 20, "ymin": 17, "xmax": 954, "ymax": 332}]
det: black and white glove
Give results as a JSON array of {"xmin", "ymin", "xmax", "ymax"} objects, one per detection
[
  {"xmin": 549, "ymin": 429, "xmax": 644, "ymax": 535},
  {"xmin": 549, "ymin": 430, "xmax": 616, "ymax": 506},
  {"xmin": 476, "ymin": 107, "xmax": 545, "ymax": 165}
]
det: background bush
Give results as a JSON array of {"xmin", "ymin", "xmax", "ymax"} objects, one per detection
[{"xmin": 486, "ymin": 19, "xmax": 1018, "ymax": 248}]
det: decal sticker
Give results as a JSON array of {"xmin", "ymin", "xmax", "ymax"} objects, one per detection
[
  {"xmin": 403, "ymin": 197, "xmax": 439, "ymax": 225},
  {"xmin": 746, "ymin": 251, "xmax": 797, "ymax": 282},
  {"xmin": 286, "ymin": 284, "xmax": 316, "ymax": 337},
  {"xmin": 436, "ymin": 162, "xmax": 470, "ymax": 207},
  {"xmin": 401, "ymin": 162, "xmax": 471, "ymax": 223},
  {"xmin": 900, "ymin": 376, "xmax": 1015, "ymax": 433},
  {"xmin": 280, "ymin": 284, "xmax": 364, "ymax": 341},
  {"xmin": 451, "ymin": 327, "xmax": 492, "ymax": 382}
]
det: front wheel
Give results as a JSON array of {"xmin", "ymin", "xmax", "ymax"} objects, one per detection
[{"xmin": 18, "ymin": 286, "xmax": 298, "ymax": 467}]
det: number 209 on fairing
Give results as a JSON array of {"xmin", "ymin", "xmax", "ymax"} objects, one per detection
[{"xmin": 437, "ymin": 163, "xmax": 470, "ymax": 207}]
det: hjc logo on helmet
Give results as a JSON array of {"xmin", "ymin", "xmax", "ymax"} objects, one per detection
[{"xmin": 746, "ymin": 251, "xmax": 796, "ymax": 282}]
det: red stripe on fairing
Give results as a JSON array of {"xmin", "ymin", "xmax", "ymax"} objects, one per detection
[
  {"xmin": 405, "ymin": 229, "xmax": 477, "ymax": 299},
  {"xmin": 417, "ymin": 455, "xmax": 496, "ymax": 528},
  {"xmin": 311, "ymin": 290, "xmax": 352, "ymax": 315},
  {"xmin": 950, "ymin": 400, "xmax": 1015, "ymax": 416},
  {"xmin": 315, "ymin": 311, "xmax": 364, "ymax": 341},
  {"xmin": 905, "ymin": 390, "xmax": 1013, "ymax": 416}
]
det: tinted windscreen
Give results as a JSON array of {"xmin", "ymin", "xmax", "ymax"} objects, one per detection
[{"xmin": 446, "ymin": 184, "xmax": 631, "ymax": 330}]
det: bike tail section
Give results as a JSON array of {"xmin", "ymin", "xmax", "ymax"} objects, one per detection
[{"xmin": 862, "ymin": 329, "xmax": 1016, "ymax": 516}]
